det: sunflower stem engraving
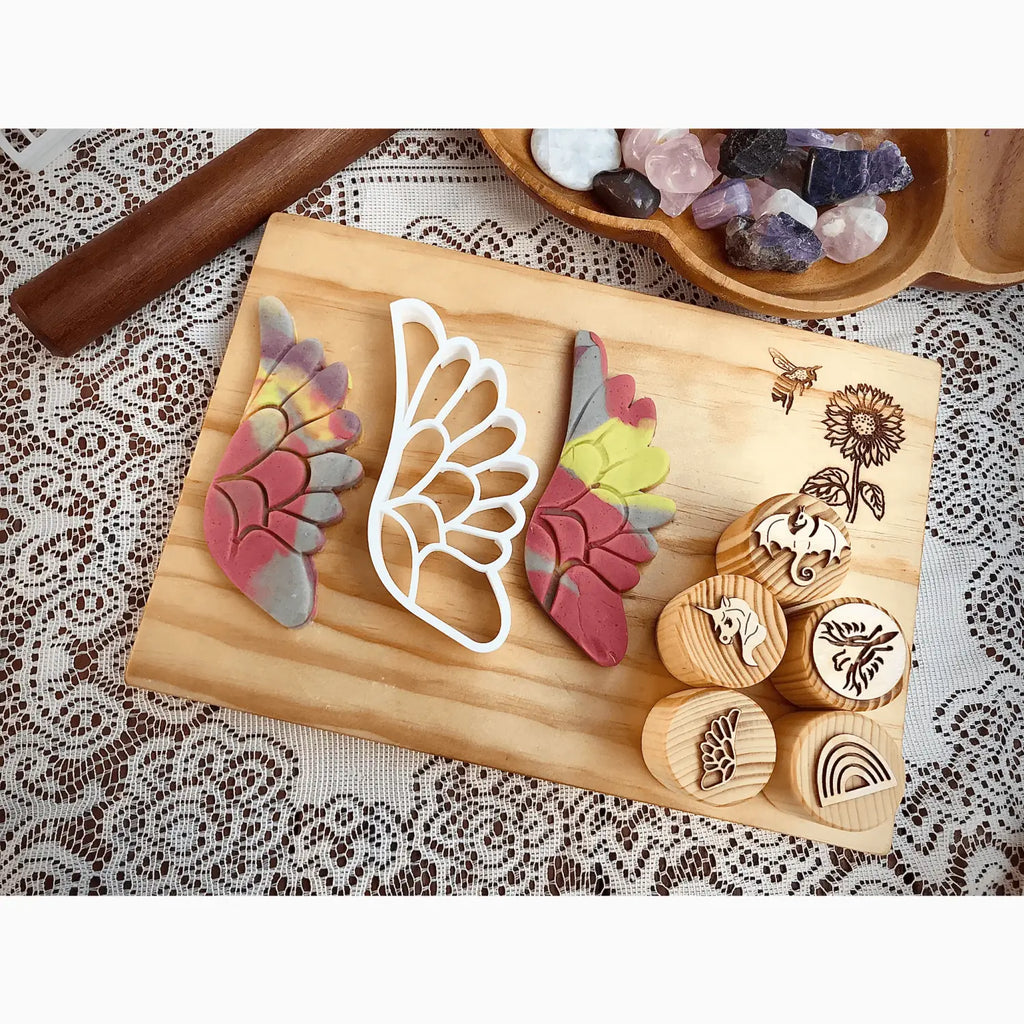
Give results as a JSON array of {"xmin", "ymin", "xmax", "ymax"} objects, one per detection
[{"xmin": 801, "ymin": 383, "xmax": 905, "ymax": 523}]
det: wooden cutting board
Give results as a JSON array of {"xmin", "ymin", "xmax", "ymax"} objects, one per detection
[{"xmin": 126, "ymin": 214, "xmax": 942, "ymax": 854}]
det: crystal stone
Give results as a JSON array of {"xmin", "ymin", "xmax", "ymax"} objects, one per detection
[
  {"xmin": 786, "ymin": 129, "xmax": 835, "ymax": 148},
  {"xmin": 659, "ymin": 189, "xmax": 700, "ymax": 217},
  {"xmin": 717, "ymin": 129, "xmax": 788, "ymax": 179},
  {"xmin": 746, "ymin": 178, "xmax": 777, "ymax": 218},
  {"xmin": 645, "ymin": 136, "xmax": 715, "ymax": 194},
  {"xmin": 828, "ymin": 131, "xmax": 865, "ymax": 151},
  {"xmin": 763, "ymin": 147, "xmax": 810, "ymax": 192},
  {"xmin": 530, "ymin": 129, "xmax": 621, "ymax": 191},
  {"xmin": 759, "ymin": 187, "xmax": 817, "ymax": 230},
  {"xmin": 803, "ymin": 147, "xmax": 870, "ymax": 206},
  {"xmin": 840, "ymin": 194, "xmax": 886, "ymax": 214},
  {"xmin": 866, "ymin": 140, "xmax": 914, "ymax": 194},
  {"xmin": 692, "ymin": 178, "xmax": 752, "ymax": 229},
  {"xmin": 725, "ymin": 212, "xmax": 824, "ymax": 273},
  {"xmin": 592, "ymin": 169, "xmax": 661, "ymax": 219},
  {"xmin": 814, "ymin": 205, "xmax": 889, "ymax": 263},
  {"xmin": 701, "ymin": 132, "xmax": 727, "ymax": 177},
  {"xmin": 621, "ymin": 129, "xmax": 662, "ymax": 173}
]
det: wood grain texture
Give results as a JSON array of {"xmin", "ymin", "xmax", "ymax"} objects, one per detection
[
  {"xmin": 125, "ymin": 214, "xmax": 942, "ymax": 854},
  {"xmin": 10, "ymin": 129, "xmax": 395, "ymax": 356},
  {"xmin": 715, "ymin": 493, "xmax": 851, "ymax": 606},
  {"xmin": 479, "ymin": 129, "xmax": 1024, "ymax": 318},
  {"xmin": 763, "ymin": 711, "xmax": 904, "ymax": 832},
  {"xmin": 642, "ymin": 689, "xmax": 776, "ymax": 806},
  {"xmin": 656, "ymin": 575, "xmax": 787, "ymax": 688},
  {"xmin": 772, "ymin": 598, "xmax": 907, "ymax": 712}
]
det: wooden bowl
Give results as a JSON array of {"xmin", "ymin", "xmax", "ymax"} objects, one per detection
[{"xmin": 479, "ymin": 129, "xmax": 1024, "ymax": 318}]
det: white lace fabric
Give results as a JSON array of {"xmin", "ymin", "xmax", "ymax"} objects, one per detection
[{"xmin": 1, "ymin": 129, "xmax": 1021, "ymax": 895}]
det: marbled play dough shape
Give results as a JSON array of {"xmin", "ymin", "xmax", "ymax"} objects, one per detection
[
  {"xmin": 525, "ymin": 331, "xmax": 676, "ymax": 667},
  {"xmin": 203, "ymin": 296, "xmax": 363, "ymax": 628}
]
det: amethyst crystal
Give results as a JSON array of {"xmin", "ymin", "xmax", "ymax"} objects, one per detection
[
  {"xmin": 692, "ymin": 178, "xmax": 752, "ymax": 229},
  {"xmin": 866, "ymin": 140, "xmax": 914, "ymax": 195},
  {"xmin": 592, "ymin": 169, "xmax": 661, "ymax": 219},
  {"xmin": 803, "ymin": 147, "xmax": 870, "ymax": 206},
  {"xmin": 786, "ymin": 129, "xmax": 835, "ymax": 148},
  {"xmin": 725, "ymin": 212, "xmax": 824, "ymax": 273},
  {"xmin": 718, "ymin": 130, "xmax": 788, "ymax": 179}
]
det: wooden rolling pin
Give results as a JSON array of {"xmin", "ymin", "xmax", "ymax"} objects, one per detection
[{"xmin": 10, "ymin": 128, "xmax": 396, "ymax": 356}]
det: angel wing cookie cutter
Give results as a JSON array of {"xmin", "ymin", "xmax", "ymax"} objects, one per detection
[{"xmin": 367, "ymin": 298, "xmax": 539, "ymax": 653}]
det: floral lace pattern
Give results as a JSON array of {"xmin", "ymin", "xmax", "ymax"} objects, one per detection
[{"xmin": 2, "ymin": 129, "xmax": 1021, "ymax": 894}]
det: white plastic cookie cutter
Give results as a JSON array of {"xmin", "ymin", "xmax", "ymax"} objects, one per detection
[{"xmin": 367, "ymin": 298, "xmax": 539, "ymax": 653}]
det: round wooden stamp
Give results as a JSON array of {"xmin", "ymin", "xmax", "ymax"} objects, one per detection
[
  {"xmin": 763, "ymin": 711, "xmax": 905, "ymax": 832},
  {"xmin": 715, "ymin": 493, "xmax": 852, "ymax": 606},
  {"xmin": 773, "ymin": 598, "xmax": 908, "ymax": 711},
  {"xmin": 656, "ymin": 574, "xmax": 787, "ymax": 688},
  {"xmin": 642, "ymin": 688, "xmax": 777, "ymax": 806}
]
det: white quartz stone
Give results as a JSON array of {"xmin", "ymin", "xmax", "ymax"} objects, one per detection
[
  {"xmin": 828, "ymin": 131, "xmax": 865, "ymax": 151},
  {"xmin": 840, "ymin": 194, "xmax": 886, "ymax": 215},
  {"xmin": 760, "ymin": 188, "xmax": 817, "ymax": 229},
  {"xmin": 530, "ymin": 129, "xmax": 621, "ymax": 191},
  {"xmin": 814, "ymin": 206, "xmax": 889, "ymax": 263}
]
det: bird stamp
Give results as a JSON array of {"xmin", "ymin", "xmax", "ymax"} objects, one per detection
[{"xmin": 772, "ymin": 598, "xmax": 908, "ymax": 712}]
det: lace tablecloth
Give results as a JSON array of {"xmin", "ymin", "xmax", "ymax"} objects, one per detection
[{"xmin": 2, "ymin": 129, "xmax": 1021, "ymax": 895}]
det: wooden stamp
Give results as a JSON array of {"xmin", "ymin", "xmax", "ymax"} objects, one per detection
[
  {"xmin": 715, "ymin": 493, "xmax": 852, "ymax": 606},
  {"xmin": 656, "ymin": 574, "xmax": 787, "ymax": 688},
  {"xmin": 642, "ymin": 688, "xmax": 777, "ymax": 806},
  {"xmin": 772, "ymin": 598, "xmax": 908, "ymax": 711},
  {"xmin": 763, "ymin": 711, "xmax": 904, "ymax": 831}
]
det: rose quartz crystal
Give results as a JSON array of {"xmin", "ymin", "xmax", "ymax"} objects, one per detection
[
  {"xmin": 659, "ymin": 189, "xmax": 699, "ymax": 216},
  {"xmin": 746, "ymin": 178, "xmax": 777, "ymax": 218},
  {"xmin": 645, "ymin": 136, "xmax": 714, "ymax": 194},
  {"xmin": 621, "ymin": 129, "xmax": 661, "ymax": 173},
  {"xmin": 814, "ymin": 205, "xmax": 888, "ymax": 263},
  {"xmin": 702, "ymin": 132, "xmax": 727, "ymax": 177}
]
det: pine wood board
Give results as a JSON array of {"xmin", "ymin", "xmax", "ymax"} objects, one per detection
[{"xmin": 126, "ymin": 214, "xmax": 942, "ymax": 854}]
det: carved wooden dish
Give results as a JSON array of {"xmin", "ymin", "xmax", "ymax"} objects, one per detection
[{"xmin": 479, "ymin": 129, "xmax": 1024, "ymax": 318}]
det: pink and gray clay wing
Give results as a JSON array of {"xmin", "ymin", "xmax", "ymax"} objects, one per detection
[
  {"xmin": 203, "ymin": 297, "xmax": 363, "ymax": 627},
  {"xmin": 525, "ymin": 331, "xmax": 675, "ymax": 666}
]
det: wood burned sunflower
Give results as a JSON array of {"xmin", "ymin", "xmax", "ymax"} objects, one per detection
[{"xmin": 802, "ymin": 383, "xmax": 905, "ymax": 523}]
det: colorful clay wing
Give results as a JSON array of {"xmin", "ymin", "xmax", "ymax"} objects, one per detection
[
  {"xmin": 203, "ymin": 296, "xmax": 363, "ymax": 628},
  {"xmin": 525, "ymin": 331, "xmax": 676, "ymax": 667}
]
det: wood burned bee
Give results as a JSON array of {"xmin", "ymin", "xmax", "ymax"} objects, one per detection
[{"xmin": 769, "ymin": 348, "xmax": 822, "ymax": 414}]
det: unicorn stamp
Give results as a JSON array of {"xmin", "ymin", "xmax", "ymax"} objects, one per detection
[
  {"xmin": 695, "ymin": 596, "xmax": 768, "ymax": 668},
  {"xmin": 656, "ymin": 574, "xmax": 787, "ymax": 689}
]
